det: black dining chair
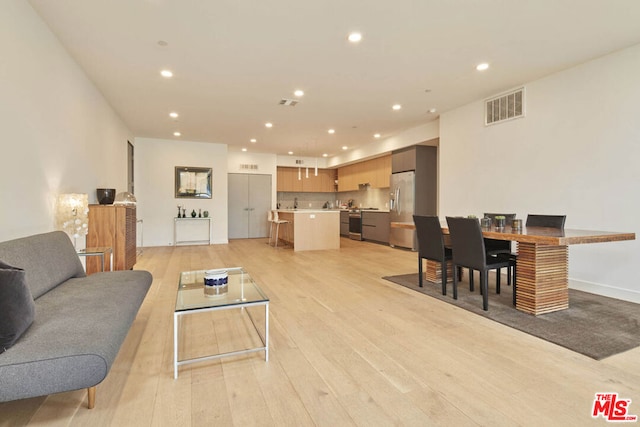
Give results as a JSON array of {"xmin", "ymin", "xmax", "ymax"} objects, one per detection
[
  {"xmin": 483, "ymin": 212, "xmax": 517, "ymax": 285},
  {"xmin": 526, "ymin": 214, "xmax": 566, "ymax": 228},
  {"xmin": 413, "ymin": 215, "xmax": 453, "ymax": 295},
  {"xmin": 446, "ymin": 216, "xmax": 516, "ymax": 311}
]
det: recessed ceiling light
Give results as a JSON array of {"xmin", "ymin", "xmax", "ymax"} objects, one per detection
[
  {"xmin": 328, "ymin": 129, "xmax": 335, "ymax": 134},
  {"xmin": 250, "ymin": 138, "xmax": 257, "ymax": 143},
  {"xmin": 476, "ymin": 62, "xmax": 489, "ymax": 71},
  {"xmin": 322, "ymin": 153, "xmax": 328, "ymax": 157},
  {"xmin": 348, "ymin": 32, "xmax": 362, "ymax": 43},
  {"xmin": 169, "ymin": 112, "xmax": 179, "ymax": 118},
  {"xmin": 265, "ymin": 122, "xmax": 273, "ymax": 128},
  {"xmin": 157, "ymin": 40, "xmax": 168, "ymax": 47},
  {"xmin": 288, "ymin": 151, "xmax": 294, "ymax": 155},
  {"xmin": 173, "ymin": 132, "xmax": 181, "ymax": 137},
  {"xmin": 294, "ymin": 89, "xmax": 304, "ymax": 97},
  {"xmin": 392, "ymin": 104, "xmax": 402, "ymax": 111},
  {"xmin": 160, "ymin": 69, "xmax": 173, "ymax": 78},
  {"xmin": 374, "ymin": 133, "xmax": 381, "ymax": 138},
  {"xmin": 241, "ymin": 148, "xmax": 247, "ymax": 152},
  {"xmin": 429, "ymin": 108, "xmax": 437, "ymax": 114},
  {"xmin": 342, "ymin": 146, "xmax": 348, "ymax": 150}
]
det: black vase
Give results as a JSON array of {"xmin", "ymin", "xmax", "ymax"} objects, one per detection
[{"xmin": 96, "ymin": 188, "xmax": 116, "ymax": 205}]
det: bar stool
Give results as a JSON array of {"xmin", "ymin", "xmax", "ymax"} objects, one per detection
[
  {"xmin": 267, "ymin": 210, "xmax": 276, "ymax": 245},
  {"xmin": 269, "ymin": 210, "xmax": 290, "ymax": 248}
]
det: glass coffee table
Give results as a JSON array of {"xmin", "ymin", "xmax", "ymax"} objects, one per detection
[{"xmin": 174, "ymin": 267, "xmax": 269, "ymax": 378}]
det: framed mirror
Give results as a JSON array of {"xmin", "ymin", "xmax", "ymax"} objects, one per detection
[{"xmin": 175, "ymin": 166, "xmax": 212, "ymax": 199}]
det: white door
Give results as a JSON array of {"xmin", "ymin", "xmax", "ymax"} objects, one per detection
[{"xmin": 228, "ymin": 174, "xmax": 272, "ymax": 239}]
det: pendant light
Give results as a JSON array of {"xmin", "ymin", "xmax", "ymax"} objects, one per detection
[{"xmin": 298, "ymin": 167, "xmax": 301, "ymax": 180}]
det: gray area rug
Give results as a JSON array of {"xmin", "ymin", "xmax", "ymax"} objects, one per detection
[{"xmin": 382, "ymin": 273, "xmax": 640, "ymax": 360}]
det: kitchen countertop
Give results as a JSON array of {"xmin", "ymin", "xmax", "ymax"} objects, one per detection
[
  {"xmin": 276, "ymin": 209, "xmax": 340, "ymax": 213},
  {"xmin": 338, "ymin": 208, "xmax": 390, "ymax": 213}
]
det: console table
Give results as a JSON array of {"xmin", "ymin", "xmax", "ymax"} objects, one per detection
[{"xmin": 174, "ymin": 217, "xmax": 212, "ymax": 246}]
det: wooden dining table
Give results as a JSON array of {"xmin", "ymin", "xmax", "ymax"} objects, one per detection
[{"xmin": 391, "ymin": 221, "xmax": 636, "ymax": 315}]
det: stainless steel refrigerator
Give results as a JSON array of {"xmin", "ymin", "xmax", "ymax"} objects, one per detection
[{"xmin": 389, "ymin": 170, "xmax": 416, "ymax": 249}]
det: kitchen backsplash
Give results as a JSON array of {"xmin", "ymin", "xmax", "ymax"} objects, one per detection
[{"xmin": 278, "ymin": 187, "xmax": 390, "ymax": 210}]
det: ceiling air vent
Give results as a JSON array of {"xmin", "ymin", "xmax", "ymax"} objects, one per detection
[
  {"xmin": 485, "ymin": 87, "xmax": 525, "ymax": 126},
  {"xmin": 295, "ymin": 159, "xmax": 304, "ymax": 165},
  {"xmin": 279, "ymin": 98, "xmax": 299, "ymax": 107},
  {"xmin": 239, "ymin": 164, "xmax": 258, "ymax": 170}
]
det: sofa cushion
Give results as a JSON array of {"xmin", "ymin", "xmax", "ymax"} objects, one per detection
[
  {"xmin": 0, "ymin": 261, "xmax": 35, "ymax": 353},
  {"xmin": 0, "ymin": 231, "xmax": 86, "ymax": 299}
]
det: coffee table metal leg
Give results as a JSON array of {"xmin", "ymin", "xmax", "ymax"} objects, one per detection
[
  {"xmin": 173, "ymin": 312, "xmax": 179, "ymax": 379},
  {"xmin": 265, "ymin": 302, "xmax": 269, "ymax": 361}
]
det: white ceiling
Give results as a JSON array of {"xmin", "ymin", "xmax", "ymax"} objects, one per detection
[{"xmin": 29, "ymin": 0, "xmax": 640, "ymax": 158}]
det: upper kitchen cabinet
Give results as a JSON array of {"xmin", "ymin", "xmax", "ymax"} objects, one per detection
[
  {"xmin": 337, "ymin": 155, "xmax": 391, "ymax": 191},
  {"xmin": 277, "ymin": 167, "xmax": 335, "ymax": 192},
  {"xmin": 391, "ymin": 148, "xmax": 416, "ymax": 173},
  {"xmin": 372, "ymin": 155, "xmax": 391, "ymax": 188},
  {"xmin": 277, "ymin": 167, "xmax": 303, "ymax": 192}
]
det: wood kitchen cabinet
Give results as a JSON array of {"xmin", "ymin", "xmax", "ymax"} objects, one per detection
[
  {"xmin": 277, "ymin": 167, "xmax": 302, "ymax": 192},
  {"xmin": 277, "ymin": 167, "xmax": 335, "ymax": 192},
  {"xmin": 337, "ymin": 155, "xmax": 391, "ymax": 191},
  {"xmin": 87, "ymin": 204, "xmax": 136, "ymax": 274}
]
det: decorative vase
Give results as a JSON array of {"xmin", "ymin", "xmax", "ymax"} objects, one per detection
[
  {"xmin": 191, "ymin": 209, "xmax": 197, "ymax": 218},
  {"xmin": 204, "ymin": 270, "xmax": 228, "ymax": 297},
  {"xmin": 96, "ymin": 188, "xmax": 116, "ymax": 205},
  {"xmin": 203, "ymin": 210, "xmax": 209, "ymax": 218}
]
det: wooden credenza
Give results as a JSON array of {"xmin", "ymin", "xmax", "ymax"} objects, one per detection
[{"xmin": 87, "ymin": 204, "xmax": 136, "ymax": 274}]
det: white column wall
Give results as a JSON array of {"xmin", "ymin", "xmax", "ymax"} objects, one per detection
[{"xmin": 135, "ymin": 138, "xmax": 229, "ymax": 246}]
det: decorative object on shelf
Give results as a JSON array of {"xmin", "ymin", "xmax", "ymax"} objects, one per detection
[
  {"xmin": 191, "ymin": 209, "xmax": 197, "ymax": 218},
  {"xmin": 481, "ymin": 217, "xmax": 492, "ymax": 229},
  {"xmin": 495, "ymin": 215, "xmax": 506, "ymax": 229},
  {"xmin": 203, "ymin": 210, "xmax": 209, "ymax": 218},
  {"xmin": 56, "ymin": 193, "xmax": 89, "ymax": 248},
  {"xmin": 204, "ymin": 269, "xmax": 228, "ymax": 297},
  {"xmin": 175, "ymin": 166, "xmax": 212, "ymax": 199},
  {"xmin": 198, "ymin": 209, "xmax": 202, "ymax": 218},
  {"xmin": 96, "ymin": 188, "xmax": 116, "ymax": 205},
  {"xmin": 176, "ymin": 204, "xmax": 182, "ymax": 218},
  {"xmin": 113, "ymin": 192, "xmax": 137, "ymax": 206},
  {"xmin": 512, "ymin": 219, "xmax": 523, "ymax": 231}
]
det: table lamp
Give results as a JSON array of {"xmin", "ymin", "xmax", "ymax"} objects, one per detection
[{"xmin": 56, "ymin": 193, "xmax": 89, "ymax": 248}]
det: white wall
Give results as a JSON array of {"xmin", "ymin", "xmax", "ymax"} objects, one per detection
[
  {"xmin": 0, "ymin": 2, "xmax": 133, "ymax": 242},
  {"xmin": 135, "ymin": 138, "xmax": 228, "ymax": 246},
  {"xmin": 440, "ymin": 44, "xmax": 640, "ymax": 302}
]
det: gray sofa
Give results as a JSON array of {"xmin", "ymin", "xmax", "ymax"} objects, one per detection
[{"xmin": 0, "ymin": 231, "xmax": 152, "ymax": 408}]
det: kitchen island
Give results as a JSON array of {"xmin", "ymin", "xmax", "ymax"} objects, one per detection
[{"xmin": 276, "ymin": 210, "xmax": 340, "ymax": 251}]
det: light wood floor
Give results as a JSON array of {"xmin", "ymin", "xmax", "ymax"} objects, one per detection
[{"xmin": 2, "ymin": 238, "xmax": 639, "ymax": 426}]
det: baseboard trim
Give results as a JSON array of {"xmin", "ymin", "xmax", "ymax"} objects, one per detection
[{"xmin": 569, "ymin": 279, "xmax": 640, "ymax": 304}]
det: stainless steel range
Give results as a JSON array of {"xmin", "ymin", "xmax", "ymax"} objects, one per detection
[
  {"xmin": 348, "ymin": 210, "xmax": 362, "ymax": 240},
  {"xmin": 348, "ymin": 208, "xmax": 379, "ymax": 240}
]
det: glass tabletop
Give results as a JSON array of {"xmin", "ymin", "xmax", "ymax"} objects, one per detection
[
  {"xmin": 77, "ymin": 247, "xmax": 113, "ymax": 255},
  {"xmin": 175, "ymin": 267, "xmax": 268, "ymax": 312}
]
